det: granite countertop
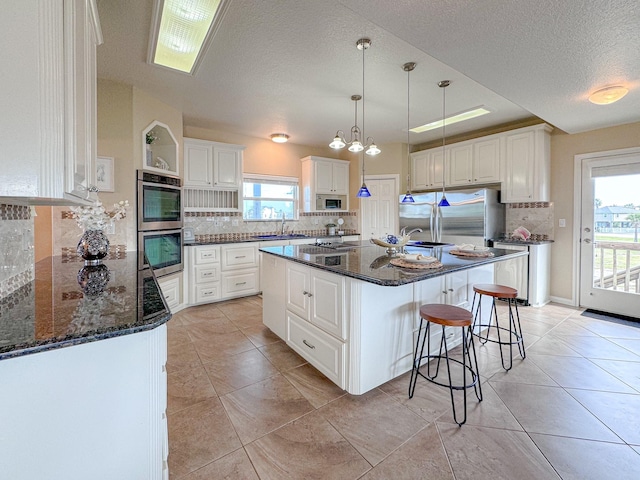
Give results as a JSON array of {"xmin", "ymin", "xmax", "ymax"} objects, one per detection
[
  {"xmin": 260, "ymin": 243, "xmax": 528, "ymax": 286},
  {"xmin": 0, "ymin": 255, "xmax": 170, "ymax": 361},
  {"xmin": 185, "ymin": 234, "xmax": 359, "ymax": 246},
  {"xmin": 490, "ymin": 238, "xmax": 555, "ymax": 246}
]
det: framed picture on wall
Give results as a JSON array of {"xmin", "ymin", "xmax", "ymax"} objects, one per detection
[{"xmin": 96, "ymin": 156, "xmax": 115, "ymax": 192}]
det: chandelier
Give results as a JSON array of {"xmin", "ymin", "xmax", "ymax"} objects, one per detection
[{"xmin": 329, "ymin": 38, "xmax": 380, "ymax": 157}]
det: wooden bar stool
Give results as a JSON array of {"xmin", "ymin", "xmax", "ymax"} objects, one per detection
[
  {"xmin": 471, "ymin": 284, "xmax": 525, "ymax": 371},
  {"xmin": 408, "ymin": 304, "xmax": 482, "ymax": 426}
]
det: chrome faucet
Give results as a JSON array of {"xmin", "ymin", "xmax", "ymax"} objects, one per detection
[
  {"xmin": 280, "ymin": 212, "xmax": 287, "ymax": 235},
  {"xmin": 400, "ymin": 227, "xmax": 423, "ymax": 236}
]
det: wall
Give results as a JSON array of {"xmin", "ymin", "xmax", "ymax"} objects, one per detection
[
  {"xmin": 550, "ymin": 121, "xmax": 640, "ymax": 303},
  {"xmin": 0, "ymin": 205, "xmax": 34, "ymax": 299}
]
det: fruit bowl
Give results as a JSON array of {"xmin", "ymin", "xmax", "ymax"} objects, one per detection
[{"xmin": 370, "ymin": 235, "xmax": 411, "ymax": 254}]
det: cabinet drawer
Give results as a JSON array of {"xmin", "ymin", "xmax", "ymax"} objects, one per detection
[
  {"xmin": 195, "ymin": 282, "xmax": 221, "ymax": 303},
  {"xmin": 221, "ymin": 269, "xmax": 259, "ymax": 297},
  {"xmin": 221, "ymin": 245, "xmax": 259, "ymax": 270},
  {"xmin": 287, "ymin": 312, "xmax": 345, "ymax": 388},
  {"xmin": 195, "ymin": 246, "xmax": 220, "ymax": 264},
  {"xmin": 194, "ymin": 264, "xmax": 220, "ymax": 284},
  {"xmin": 158, "ymin": 276, "xmax": 181, "ymax": 310}
]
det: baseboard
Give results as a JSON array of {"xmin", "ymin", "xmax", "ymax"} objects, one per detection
[{"xmin": 549, "ymin": 296, "xmax": 576, "ymax": 307}]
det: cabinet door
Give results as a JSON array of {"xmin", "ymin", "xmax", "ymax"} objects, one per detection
[
  {"xmin": 448, "ymin": 144, "xmax": 473, "ymax": 186},
  {"xmin": 314, "ymin": 160, "xmax": 334, "ymax": 194},
  {"xmin": 410, "ymin": 152, "xmax": 429, "ymax": 190},
  {"xmin": 310, "ymin": 270, "xmax": 345, "ymax": 340},
  {"xmin": 262, "ymin": 255, "xmax": 286, "ymax": 338},
  {"xmin": 286, "ymin": 263, "xmax": 310, "ymax": 319},
  {"xmin": 332, "ymin": 162, "xmax": 349, "ymax": 195},
  {"xmin": 213, "ymin": 147, "xmax": 241, "ymax": 188},
  {"xmin": 445, "ymin": 270, "xmax": 469, "ymax": 308},
  {"xmin": 428, "ymin": 150, "xmax": 445, "ymax": 188},
  {"xmin": 504, "ymin": 131, "xmax": 535, "ymax": 202},
  {"xmin": 184, "ymin": 142, "xmax": 213, "ymax": 187},
  {"xmin": 473, "ymin": 138, "xmax": 500, "ymax": 184}
]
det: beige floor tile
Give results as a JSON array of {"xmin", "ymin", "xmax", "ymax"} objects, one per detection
[
  {"xmin": 608, "ymin": 337, "xmax": 640, "ymax": 356},
  {"xmin": 488, "ymin": 356, "xmax": 558, "ymax": 386},
  {"xmin": 177, "ymin": 449, "xmax": 259, "ymax": 480},
  {"xmin": 229, "ymin": 312, "xmax": 264, "ymax": 330},
  {"xmin": 220, "ymin": 374, "xmax": 314, "ymax": 444},
  {"xmin": 318, "ymin": 388, "xmax": 428, "ymax": 466},
  {"xmin": 438, "ymin": 422, "xmax": 559, "ymax": 480},
  {"xmin": 168, "ymin": 398, "xmax": 242, "ymax": 478},
  {"xmin": 578, "ymin": 314, "xmax": 640, "ymax": 339},
  {"xmin": 528, "ymin": 353, "xmax": 637, "ymax": 393},
  {"xmin": 360, "ymin": 423, "xmax": 453, "ymax": 480},
  {"xmin": 203, "ymin": 349, "xmax": 280, "ymax": 396},
  {"xmin": 192, "ymin": 330, "xmax": 256, "ymax": 363},
  {"xmin": 168, "ymin": 363, "xmax": 217, "ymax": 414},
  {"xmin": 282, "ymin": 363, "xmax": 346, "ymax": 408},
  {"xmin": 185, "ymin": 317, "xmax": 239, "ymax": 342},
  {"xmin": 519, "ymin": 318, "xmax": 558, "ymax": 338},
  {"xmin": 167, "ymin": 341, "xmax": 202, "ymax": 375},
  {"xmin": 567, "ymin": 388, "xmax": 640, "ymax": 444},
  {"xmin": 530, "ymin": 433, "xmax": 640, "ymax": 480},
  {"xmin": 258, "ymin": 341, "xmax": 307, "ymax": 371},
  {"xmin": 526, "ymin": 335, "xmax": 582, "ymax": 357},
  {"xmin": 590, "ymin": 358, "xmax": 640, "ymax": 392},
  {"xmin": 557, "ymin": 334, "xmax": 640, "ymax": 361},
  {"xmin": 242, "ymin": 324, "xmax": 282, "ymax": 348},
  {"xmin": 167, "ymin": 323, "xmax": 191, "ymax": 350},
  {"xmin": 178, "ymin": 305, "xmax": 228, "ymax": 325},
  {"xmin": 245, "ymin": 410, "xmax": 371, "ymax": 480},
  {"xmin": 490, "ymin": 381, "xmax": 620, "ymax": 442},
  {"xmin": 632, "ymin": 445, "xmax": 640, "ymax": 454}
]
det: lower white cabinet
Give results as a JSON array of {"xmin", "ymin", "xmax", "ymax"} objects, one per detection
[
  {"xmin": 185, "ymin": 245, "xmax": 221, "ymax": 305},
  {"xmin": 222, "ymin": 270, "xmax": 260, "ymax": 298},
  {"xmin": 157, "ymin": 272, "xmax": 183, "ymax": 312}
]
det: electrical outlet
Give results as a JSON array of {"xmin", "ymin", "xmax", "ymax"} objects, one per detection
[{"xmin": 559, "ymin": 218, "xmax": 566, "ymax": 228}]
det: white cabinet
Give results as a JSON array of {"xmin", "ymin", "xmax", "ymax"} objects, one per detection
[
  {"xmin": 0, "ymin": 0, "xmax": 102, "ymax": 204},
  {"xmin": 447, "ymin": 138, "xmax": 501, "ymax": 187},
  {"xmin": 301, "ymin": 156, "xmax": 350, "ymax": 212},
  {"xmin": 220, "ymin": 243, "xmax": 260, "ymax": 298},
  {"xmin": 261, "ymin": 254, "xmax": 287, "ymax": 338},
  {"xmin": 502, "ymin": 124, "xmax": 552, "ymax": 202},
  {"xmin": 183, "ymin": 137, "xmax": 244, "ymax": 188},
  {"xmin": 157, "ymin": 272, "xmax": 183, "ymax": 312},
  {"xmin": 185, "ymin": 245, "xmax": 221, "ymax": 305},
  {"xmin": 447, "ymin": 144, "xmax": 474, "ymax": 186},
  {"xmin": 410, "ymin": 150, "xmax": 445, "ymax": 190}
]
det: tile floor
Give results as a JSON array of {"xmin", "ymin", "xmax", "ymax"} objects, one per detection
[{"xmin": 166, "ymin": 296, "xmax": 640, "ymax": 479}]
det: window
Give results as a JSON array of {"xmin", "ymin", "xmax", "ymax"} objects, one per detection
[{"xmin": 243, "ymin": 174, "xmax": 298, "ymax": 221}]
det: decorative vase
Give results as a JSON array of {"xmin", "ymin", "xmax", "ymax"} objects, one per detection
[
  {"xmin": 77, "ymin": 229, "xmax": 110, "ymax": 264},
  {"xmin": 77, "ymin": 264, "xmax": 111, "ymax": 296},
  {"xmin": 146, "ymin": 144, "xmax": 153, "ymax": 166}
]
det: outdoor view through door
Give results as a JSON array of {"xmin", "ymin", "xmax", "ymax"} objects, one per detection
[{"xmin": 579, "ymin": 149, "xmax": 640, "ymax": 318}]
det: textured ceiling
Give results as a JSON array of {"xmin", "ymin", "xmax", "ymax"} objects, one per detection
[{"xmin": 96, "ymin": 0, "xmax": 639, "ymax": 148}]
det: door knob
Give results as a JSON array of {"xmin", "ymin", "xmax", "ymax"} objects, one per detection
[{"xmin": 584, "ymin": 238, "xmax": 592, "ymax": 244}]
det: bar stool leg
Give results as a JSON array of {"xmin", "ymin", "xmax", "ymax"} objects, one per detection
[
  {"xmin": 409, "ymin": 318, "xmax": 427, "ymax": 398},
  {"xmin": 509, "ymin": 298, "xmax": 526, "ymax": 359}
]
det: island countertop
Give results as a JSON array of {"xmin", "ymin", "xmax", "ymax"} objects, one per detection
[
  {"xmin": 260, "ymin": 243, "xmax": 528, "ymax": 286},
  {"xmin": 0, "ymin": 255, "xmax": 170, "ymax": 360}
]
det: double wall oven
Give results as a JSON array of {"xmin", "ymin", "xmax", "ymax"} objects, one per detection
[{"xmin": 137, "ymin": 170, "xmax": 183, "ymax": 277}]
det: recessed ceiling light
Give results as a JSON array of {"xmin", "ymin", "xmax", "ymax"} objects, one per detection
[
  {"xmin": 148, "ymin": 0, "xmax": 229, "ymax": 75},
  {"xmin": 588, "ymin": 85, "xmax": 629, "ymax": 105},
  {"xmin": 270, "ymin": 133, "xmax": 289, "ymax": 143},
  {"xmin": 410, "ymin": 106, "xmax": 492, "ymax": 133}
]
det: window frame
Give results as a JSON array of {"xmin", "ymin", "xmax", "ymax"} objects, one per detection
[{"xmin": 242, "ymin": 173, "xmax": 299, "ymax": 221}]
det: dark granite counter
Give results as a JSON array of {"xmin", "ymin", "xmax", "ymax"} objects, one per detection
[
  {"xmin": 185, "ymin": 233, "xmax": 359, "ymax": 246},
  {"xmin": 260, "ymin": 243, "xmax": 528, "ymax": 286},
  {"xmin": 0, "ymin": 255, "xmax": 170, "ymax": 360},
  {"xmin": 490, "ymin": 238, "xmax": 555, "ymax": 246}
]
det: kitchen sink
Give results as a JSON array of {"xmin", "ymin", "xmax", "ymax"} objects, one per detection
[{"xmin": 406, "ymin": 241, "xmax": 453, "ymax": 248}]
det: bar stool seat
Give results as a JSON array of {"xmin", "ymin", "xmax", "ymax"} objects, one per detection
[
  {"xmin": 471, "ymin": 283, "xmax": 525, "ymax": 371},
  {"xmin": 409, "ymin": 304, "xmax": 482, "ymax": 426}
]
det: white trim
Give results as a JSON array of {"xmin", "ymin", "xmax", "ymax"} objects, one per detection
[
  {"xmin": 572, "ymin": 146, "xmax": 640, "ymax": 310},
  {"xmin": 549, "ymin": 295, "xmax": 576, "ymax": 307},
  {"xmin": 243, "ymin": 173, "xmax": 299, "ymax": 184}
]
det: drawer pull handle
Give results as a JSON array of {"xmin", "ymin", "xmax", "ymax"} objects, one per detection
[
  {"xmin": 235, "ymin": 255, "xmax": 246, "ymax": 259},
  {"xmin": 203, "ymin": 272, "xmax": 213, "ymax": 276},
  {"xmin": 203, "ymin": 290, "xmax": 213, "ymax": 295},
  {"xmin": 164, "ymin": 295, "xmax": 169, "ymax": 299},
  {"xmin": 203, "ymin": 253, "xmax": 213, "ymax": 258},
  {"xmin": 303, "ymin": 339, "xmax": 316, "ymax": 349},
  {"xmin": 235, "ymin": 282, "xmax": 247, "ymax": 286}
]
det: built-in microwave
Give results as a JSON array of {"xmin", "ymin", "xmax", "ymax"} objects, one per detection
[
  {"xmin": 137, "ymin": 170, "xmax": 182, "ymax": 231},
  {"xmin": 316, "ymin": 195, "xmax": 344, "ymax": 210}
]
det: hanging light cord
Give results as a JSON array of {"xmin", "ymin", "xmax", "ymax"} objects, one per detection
[
  {"xmin": 441, "ymin": 81, "xmax": 447, "ymax": 200},
  {"xmin": 407, "ymin": 66, "xmax": 411, "ymax": 192},
  {"xmin": 361, "ymin": 39, "xmax": 366, "ymax": 180}
]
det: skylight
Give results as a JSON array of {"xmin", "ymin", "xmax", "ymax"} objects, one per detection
[{"xmin": 410, "ymin": 106, "xmax": 492, "ymax": 133}]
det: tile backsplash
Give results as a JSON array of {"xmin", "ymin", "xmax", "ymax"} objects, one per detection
[
  {"xmin": 505, "ymin": 202, "xmax": 554, "ymax": 240},
  {"xmin": 0, "ymin": 204, "xmax": 34, "ymax": 299}
]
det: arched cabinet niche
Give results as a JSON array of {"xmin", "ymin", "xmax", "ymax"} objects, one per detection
[{"xmin": 143, "ymin": 121, "xmax": 179, "ymax": 175}]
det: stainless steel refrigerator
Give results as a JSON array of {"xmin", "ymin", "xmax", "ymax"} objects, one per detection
[{"xmin": 399, "ymin": 188, "xmax": 505, "ymax": 246}]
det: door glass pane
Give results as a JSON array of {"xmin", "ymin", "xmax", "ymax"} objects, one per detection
[{"xmin": 593, "ymin": 174, "xmax": 640, "ymax": 294}]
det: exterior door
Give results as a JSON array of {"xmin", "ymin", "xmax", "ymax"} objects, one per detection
[
  {"xmin": 360, "ymin": 176, "xmax": 399, "ymax": 239},
  {"xmin": 578, "ymin": 149, "xmax": 640, "ymax": 317}
]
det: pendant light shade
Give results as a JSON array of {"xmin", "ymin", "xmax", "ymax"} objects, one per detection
[
  {"xmin": 357, "ymin": 183, "xmax": 372, "ymax": 197},
  {"xmin": 401, "ymin": 62, "xmax": 416, "ymax": 204},
  {"xmin": 437, "ymin": 80, "xmax": 450, "ymax": 207}
]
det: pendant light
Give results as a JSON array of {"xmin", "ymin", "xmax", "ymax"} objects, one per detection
[
  {"xmin": 355, "ymin": 38, "xmax": 374, "ymax": 198},
  {"xmin": 331, "ymin": 38, "xmax": 380, "ymax": 159},
  {"xmin": 437, "ymin": 80, "xmax": 450, "ymax": 207},
  {"xmin": 401, "ymin": 62, "xmax": 416, "ymax": 203}
]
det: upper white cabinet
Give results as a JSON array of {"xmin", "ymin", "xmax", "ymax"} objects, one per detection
[
  {"xmin": 301, "ymin": 156, "xmax": 350, "ymax": 212},
  {"xmin": 410, "ymin": 150, "xmax": 444, "ymax": 190},
  {"xmin": 448, "ymin": 138, "xmax": 501, "ymax": 186},
  {"xmin": 183, "ymin": 138, "xmax": 244, "ymax": 189},
  {"xmin": 0, "ymin": 0, "xmax": 102, "ymax": 204},
  {"xmin": 502, "ymin": 124, "xmax": 552, "ymax": 203},
  {"xmin": 143, "ymin": 121, "xmax": 179, "ymax": 176}
]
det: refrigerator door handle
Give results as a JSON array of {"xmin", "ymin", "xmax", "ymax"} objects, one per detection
[{"xmin": 430, "ymin": 205, "xmax": 435, "ymax": 242}]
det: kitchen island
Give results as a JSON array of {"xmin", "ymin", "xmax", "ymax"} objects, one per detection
[
  {"xmin": 0, "ymin": 255, "xmax": 170, "ymax": 480},
  {"xmin": 260, "ymin": 243, "xmax": 527, "ymax": 394}
]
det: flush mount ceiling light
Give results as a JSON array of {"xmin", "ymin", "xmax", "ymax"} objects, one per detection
[
  {"xmin": 270, "ymin": 133, "xmax": 289, "ymax": 143},
  {"xmin": 588, "ymin": 85, "xmax": 629, "ymax": 105},
  {"xmin": 330, "ymin": 38, "xmax": 381, "ymax": 159},
  {"xmin": 410, "ymin": 106, "xmax": 492, "ymax": 133},
  {"xmin": 401, "ymin": 62, "xmax": 416, "ymax": 204},
  {"xmin": 148, "ymin": 0, "xmax": 229, "ymax": 75}
]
